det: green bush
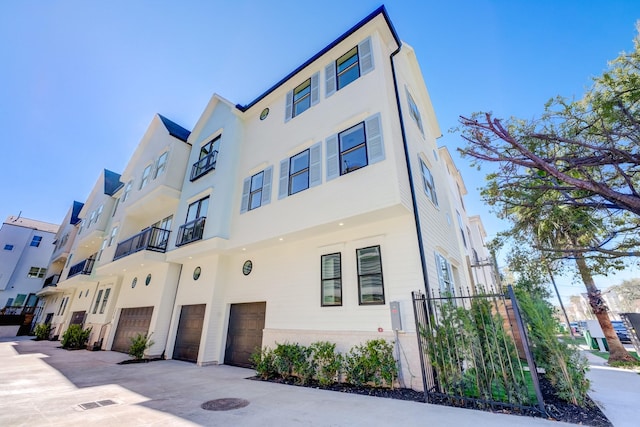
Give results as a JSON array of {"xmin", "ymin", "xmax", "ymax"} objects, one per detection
[
  {"xmin": 343, "ymin": 339, "xmax": 397, "ymax": 388},
  {"xmin": 61, "ymin": 324, "xmax": 92, "ymax": 349},
  {"xmin": 309, "ymin": 341, "xmax": 342, "ymax": 386},
  {"xmin": 33, "ymin": 323, "xmax": 51, "ymax": 341},
  {"xmin": 251, "ymin": 346, "xmax": 278, "ymax": 379},
  {"xmin": 272, "ymin": 342, "xmax": 313, "ymax": 384},
  {"xmin": 128, "ymin": 333, "xmax": 154, "ymax": 360}
]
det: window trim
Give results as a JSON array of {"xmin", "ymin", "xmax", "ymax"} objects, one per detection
[
  {"xmin": 336, "ymin": 46, "xmax": 360, "ymax": 90},
  {"xmin": 321, "ymin": 252, "xmax": 342, "ymax": 307},
  {"xmin": 155, "ymin": 151, "xmax": 169, "ymax": 178},
  {"xmin": 92, "ymin": 289, "xmax": 103, "ymax": 314},
  {"xmin": 293, "ymin": 78, "xmax": 311, "ymax": 118},
  {"xmin": 122, "ymin": 181, "xmax": 133, "ymax": 202},
  {"xmin": 356, "ymin": 245, "xmax": 385, "ymax": 305},
  {"xmin": 339, "ymin": 122, "xmax": 367, "ymax": 175},
  {"xmin": 406, "ymin": 88, "xmax": 424, "ymax": 134},
  {"xmin": 420, "ymin": 159, "xmax": 438, "ymax": 206},
  {"xmin": 325, "ymin": 37, "xmax": 373, "ymax": 97},
  {"xmin": 240, "ymin": 166, "xmax": 273, "ymax": 213},
  {"xmin": 140, "ymin": 164, "xmax": 153, "ymax": 189},
  {"xmin": 28, "ymin": 267, "xmax": 46, "ymax": 278},
  {"xmin": 99, "ymin": 288, "xmax": 110, "ymax": 314}
]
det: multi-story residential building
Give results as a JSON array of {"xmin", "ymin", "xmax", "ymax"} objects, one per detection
[
  {"xmin": 31, "ymin": 6, "xmax": 496, "ymax": 389},
  {"xmin": 0, "ymin": 215, "xmax": 58, "ymax": 335}
]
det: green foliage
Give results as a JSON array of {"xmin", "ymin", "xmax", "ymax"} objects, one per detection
[
  {"xmin": 515, "ymin": 285, "xmax": 590, "ymax": 405},
  {"xmin": 61, "ymin": 324, "xmax": 92, "ymax": 349},
  {"xmin": 250, "ymin": 346, "xmax": 278, "ymax": 379},
  {"xmin": 343, "ymin": 339, "xmax": 397, "ymax": 388},
  {"xmin": 309, "ymin": 341, "xmax": 342, "ymax": 386},
  {"xmin": 128, "ymin": 333, "xmax": 154, "ymax": 360},
  {"xmin": 272, "ymin": 342, "xmax": 313, "ymax": 384},
  {"xmin": 33, "ymin": 323, "xmax": 51, "ymax": 341}
]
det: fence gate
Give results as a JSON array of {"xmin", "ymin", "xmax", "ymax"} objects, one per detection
[{"xmin": 412, "ymin": 285, "xmax": 545, "ymax": 415}]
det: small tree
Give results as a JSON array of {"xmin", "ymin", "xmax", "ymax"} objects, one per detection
[
  {"xmin": 33, "ymin": 323, "xmax": 51, "ymax": 341},
  {"xmin": 61, "ymin": 324, "xmax": 92, "ymax": 349},
  {"xmin": 128, "ymin": 333, "xmax": 154, "ymax": 360}
]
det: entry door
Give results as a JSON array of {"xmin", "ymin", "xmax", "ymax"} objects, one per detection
[
  {"xmin": 173, "ymin": 304, "xmax": 206, "ymax": 362},
  {"xmin": 224, "ymin": 302, "xmax": 266, "ymax": 368},
  {"xmin": 112, "ymin": 306, "xmax": 154, "ymax": 353},
  {"xmin": 69, "ymin": 311, "xmax": 86, "ymax": 325}
]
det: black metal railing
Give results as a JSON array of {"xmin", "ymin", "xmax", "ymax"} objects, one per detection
[
  {"xmin": 176, "ymin": 217, "xmax": 206, "ymax": 247},
  {"xmin": 42, "ymin": 274, "xmax": 60, "ymax": 288},
  {"xmin": 113, "ymin": 227, "xmax": 170, "ymax": 260},
  {"xmin": 68, "ymin": 257, "xmax": 96, "ymax": 278},
  {"xmin": 190, "ymin": 151, "xmax": 218, "ymax": 181}
]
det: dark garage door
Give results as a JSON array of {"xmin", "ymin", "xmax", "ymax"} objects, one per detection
[
  {"xmin": 224, "ymin": 302, "xmax": 266, "ymax": 368},
  {"xmin": 69, "ymin": 311, "xmax": 86, "ymax": 325},
  {"xmin": 112, "ymin": 306, "xmax": 154, "ymax": 353},
  {"xmin": 173, "ymin": 304, "xmax": 206, "ymax": 362}
]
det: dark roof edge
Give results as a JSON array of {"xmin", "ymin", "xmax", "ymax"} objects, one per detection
[
  {"xmin": 70, "ymin": 201, "xmax": 84, "ymax": 225},
  {"xmin": 158, "ymin": 114, "xmax": 192, "ymax": 143},
  {"xmin": 235, "ymin": 5, "xmax": 400, "ymax": 112}
]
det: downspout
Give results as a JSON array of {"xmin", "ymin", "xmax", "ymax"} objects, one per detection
[{"xmin": 389, "ymin": 45, "xmax": 432, "ymax": 303}]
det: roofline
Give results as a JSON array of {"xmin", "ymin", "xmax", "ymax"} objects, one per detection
[{"xmin": 235, "ymin": 5, "xmax": 400, "ymax": 112}]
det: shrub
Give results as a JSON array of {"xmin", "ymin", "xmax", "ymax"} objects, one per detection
[
  {"xmin": 33, "ymin": 323, "xmax": 51, "ymax": 341},
  {"xmin": 309, "ymin": 341, "xmax": 342, "ymax": 386},
  {"xmin": 272, "ymin": 342, "xmax": 313, "ymax": 384},
  {"xmin": 128, "ymin": 333, "xmax": 154, "ymax": 360},
  {"xmin": 251, "ymin": 346, "xmax": 278, "ymax": 379},
  {"xmin": 61, "ymin": 324, "xmax": 92, "ymax": 349},
  {"xmin": 343, "ymin": 339, "xmax": 397, "ymax": 388}
]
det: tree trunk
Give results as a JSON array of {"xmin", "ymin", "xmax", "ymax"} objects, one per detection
[{"xmin": 575, "ymin": 255, "xmax": 635, "ymax": 362}]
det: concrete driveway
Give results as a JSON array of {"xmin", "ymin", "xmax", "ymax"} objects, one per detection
[{"xmin": 0, "ymin": 336, "xmax": 574, "ymax": 426}]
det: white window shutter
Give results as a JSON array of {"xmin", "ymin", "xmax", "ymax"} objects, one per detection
[
  {"xmin": 309, "ymin": 142, "xmax": 322, "ymax": 187},
  {"xmin": 310, "ymin": 72, "xmax": 320, "ymax": 106},
  {"xmin": 325, "ymin": 134, "xmax": 339, "ymax": 181},
  {"xmin": 365, "ymin": 113, "xmax": 384, "ymax": 164},
  {"xmin": 358, "ymin": 37, "xmax": 374, "ymax": 75},
  {"xmin": 240, "ymin": 177, "xmax": 251, "ymax": 213},
  {"xmin": 325, "ymin": 62, "xmax": 336, "ymax": 98},
  {"xmin": 262, "ymin": 166, "xmax": 273, "ymax": 206},
  {"xmin": 278, "ymin": 158, "xmax": 290, "ymax": 199},
  {"xmin": 285, "ymin": 90, "xmax": 293, "ymax": 122}
]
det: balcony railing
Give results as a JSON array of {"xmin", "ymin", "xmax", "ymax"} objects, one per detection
[
  {"xmin": 190, "ymin": 151, "xmax": 218, "ymax": 181},
  {"xmin": 42, "ymin": 274, "xmax": 60, "ymax": 288},
  {"xmin": 113, "ymin": 226, "xmax": 170, "ymax": 261},
  {"xmin": 176, "ymin": 217, "xmax": 206, "ymax": 247},
  {"xmin": 68, "ymin": 257, "xmax": 96, "ymax": 278}
]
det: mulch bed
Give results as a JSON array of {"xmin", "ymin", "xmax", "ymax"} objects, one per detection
[
  {"xmin": 250, "ymin": 375, "xmax": 611, "ymax": 426},
  {"xmin": 117, "ymin": 357, "xmax": 164, "ymax": 365}
]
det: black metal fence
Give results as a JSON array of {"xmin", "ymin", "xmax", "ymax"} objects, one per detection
[{"xmin": 412, "ymin": 285, "xmax": 545, "ymax": 415}]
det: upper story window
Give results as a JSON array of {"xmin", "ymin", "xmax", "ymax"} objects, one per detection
[
  {"xmin": 435, "ymin": 252, "xmax": 455, "ymax": 297},
  {"xmin": 140, "ymin": 164, "xmax": 153, "ymax": 189},
  {"xmin": 177, "ymin": 198, "xmax": 208, "ymax": 247},
  {"xmin": 88, "ymin": 210, "xmax": 96, "ymax": 226},
  {"xmin": 28, "ymin": 267, "xmax": 46, "ymax": 278},
  {"xmin": 325, "ymin": 37, "xmax": 373, "ymax": 97},
  {"xmin": 457, "ymin": 183, "xmax": 465, "ymax": 211},
  {"xmin": 191, "ymin": 136, "xmax": 221, "ymax": 181},
  {"xmin": 285, "ymin": 73, "xmax": 320, "ymax": 121},
  {"xmin": 456, "ymin": 211, "xmax": 467, "ymax": 248},
  {"xmin": 186, "ymin": 198, "xmax": 208, "ymax": 222},
  {"xmin": 108, "ymin": 226, "xmax": 118, "ymax": 246},
  {"xmin": 325, "ymin": 113, "xmax": 384, "ymax": 181},
  {"xmin": 92, "ymin": 289, "xmax": 103, "ymax": 314},
  {"xmin": 357, "ymin": 245, "xmax": 384, "ymax": 305},
  {"xmin": 95, "ymin": 204, "xmax": 103, "ymax": 224},
  {"xmin": 420, "ymin": 159, "xmax": 438, "ymax": 206},
  {"xmin": 406, "ymin": 89, "xmax": 424, "ymax": 134},
  {"xmin": 4, "ymin": 244, "xmax": 13, "ymax": 251},
  {"xmin": 240, "ymin": 166, "xmax": 273, "ymax": 213},
  {"xmin": 100, "ymin": 288, "xmax": 111, "ymax": 314},
  {"xmin": 122, "ymin": 181, "xmax": 133, "ymax": 202},
  {"xmin": 30, "ymin": 236, "xmax": 42, "ymax": 247},
  {"xmin": 155, "ymin": 152, "xmax": 168, "ymax": 178},
  {"xmin": 278, "ymin": 143, "xmax": 322, "ymax": 199}
]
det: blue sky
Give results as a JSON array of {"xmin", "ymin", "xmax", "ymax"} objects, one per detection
[{"xmin": 1, "ymin": 1, "xmax": 639, "ymax": 300}]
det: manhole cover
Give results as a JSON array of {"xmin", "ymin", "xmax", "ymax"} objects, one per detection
[{"xmin": 201, "ymin": 398, "xmax": 250, "ymax": 411}]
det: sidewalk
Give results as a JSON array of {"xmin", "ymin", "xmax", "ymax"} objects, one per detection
[{"xmin": 0, "ymin": 336, "xmax": 575, "ymax": 427}]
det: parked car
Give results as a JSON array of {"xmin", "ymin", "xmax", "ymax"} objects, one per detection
[{"xmin": 611, "ymin": 320, "xmax": 631, "ymax": 344}]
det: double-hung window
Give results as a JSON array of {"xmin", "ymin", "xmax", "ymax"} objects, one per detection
[
  {"xmin": 108, "ymin": 226, "xmax": 118, "ymax": 246},
  {"xmin": 420, "ymin": 159, "xmax": 438, "ymax": 206},
  {"xmin": 240, "ymin": 166, "xmax": 273, "ymax": 213},
  {"xmin": 325, "ymin": 37, "xmax": 373, "ymax": 97},
  {"xmin": 95, "ymin": 205, "xmax": 103, "ymax": 224},
  {"xmin": 321, "ymin": 253, "xmax": 342, "ymax": 306},
  {"xmin": 325, "ymin": 113, "xmax": 384, "ymax": 180},
  {"xmin": 435, "ymin": 252, "xmax": 455, "ymax": 297},
  {"xmin": 457, "ymin": 211, "xmax": 467, "ymax": 248},
  {"xmin": 140, "ymin": 164, "xmax": 153, "ymax": 189},
  {"xmin": 99, "ymin": 288, "xmax": 110, "ymax": 314},
  {"xmin": 92, "ymin": 290, "xmax": 103, "ymax": 314},
  {"xmin": 285, "ymin": 73, "xmax": 319, "ymax": 121},
  {"xmin": 293, "ymin": 79, "xmax": 311, "ymax": 116},
  {"xmin": 357, "ymin": 246, "xmax": 385, "ymax": 305},
  {"xmin": 278, "ymin": 143, "xmax": 321, "ymax": 199},
  {"xmin": 155, "ymin": 152, "xmax": 168, "ymax": 178},
  {"xmin": 406, "ymin": 89, "xmax": 424, "ymax": 134},
  {"xmin": 30, "ymin": 236, "xmax": 42, "ymax": 247},
  {"xmin": 122, "ymin": 181, "xmax": 132, "ymax": 202}
]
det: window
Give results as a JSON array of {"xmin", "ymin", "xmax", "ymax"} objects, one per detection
[
  {"xmin": 122, "ymin": 181, "xmax": 133, "ymax": 202},
  {"xmin": 325, "ymin": 37, "xmax": 373, "ymax": 97},
  {"xmin": 420, "ymin": 159, "xmax": 438, "ymax": 206},
  {"xmin": 14, "ymin": 294, "xmax": 26, "ymax": 306},
  {"xmin": 186, "ymin": 198, "xmax": 208, "ymax": 223},
  {"xmin": 92, "ymin": 290, "xmax": 103, "ymax": 314},
  {"xmin": 97, "ymin": 239, "xmax": 107, "ymax": 261},
  {"xmin": 30, "ymin": 236, "xmax": 42, "ymax": 247},
  {"xmin": 155, "ymin": 151, "xmax": 168, "ymax": 178},
  {"xmin": 191, "ymin": 136, "xmax": 220, "ymax": 180},
  {"xmin": 108, "ymin": 226, "xmax": 118, "ymax": 246},
  {"xmin": 58, "ymin": 297, "xmax": 69, "ymax": 316},
  {"xmin": 435, "ymin": 253, "xmax": 455, "ymax": 297},
  {"xmin": 95, "ymin": 204, "xmax": 103, "ymax": 224},
  {"xmin": 27, "ymin": 267, "xmax": 46, "ymax": 278},
  {"xmin": 88, "ymin": 210, "xmax": 96, "ymax": 226},
  {"xmin": 406, "ymin": 89, "xmax": 424, "ymax": 134},
  {"xmin": 321, "ymin": 253, "xmax": 342, "ymax": 306},
  {"xmin": 140, "ymin": 164, "xmax": 153, "ymax": 189},
  {"xmin": 240, "ymin": 166, "xmax": 273, "ymax": 213},
  {"xmin": 3, "ymin": 244, "xmax": 13, "ymax": 251},
  {"xmin": 112, "ymin": 197, "xmax": 120, "ymax": 217},
  {"xmin": 278, "ymin": 144, "xmax": 322, "ymax": 199},
  {"xmin": 456, "ymin": 211, "xmax": 467, "ymax": 248},
  {"xmin": 99, "ymin": 288, "xmax": 111, "ymax": 314},
  {"xmin": 286, "ymin": 73, "xmax": 319, "ymax": 121},
  {"xmin": 326, "ymin": 114, "xmax": 384, "ymax": 180},
  {"xmin": 457, "ymin": 183, "xmax": 465, "ymax": 211},
  {"xmin": 357, "ymin": 246, "xmax": 384, "ymax": 305}
]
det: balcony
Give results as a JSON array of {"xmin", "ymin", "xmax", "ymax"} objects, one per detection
[
  {"xmin": 176, "ymin": 217, "xmax": 206, "ymax": 247},
  {"xmin": 42, "ymin": 274, "xmax": 60, "ymax": 288},
  {"xmin": 190, "ymin": 151, "xmax": 218, "ymax": 181},
  {"xmin": 68, "ymin": 257, "xmax": 96, "ymax": 278},
  {"xmin": 113, "ymin": 227, "xmax": 170, "ymax": 261}
]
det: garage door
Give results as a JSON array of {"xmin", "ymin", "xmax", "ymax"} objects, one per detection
[
  {"xmin": 70, "ymin": 311, "xmax": 86, "ymax": 325},
  {"xmin": 112, "ymin": 306, "xmax": 154, "ymax": 353},
  {"xmin": 173, "ymin": 304, "xmax": 206, "ymax": 362},
  {"xmin": 224, "ymin": 302, "xmax": 266, "ymax": 368}
]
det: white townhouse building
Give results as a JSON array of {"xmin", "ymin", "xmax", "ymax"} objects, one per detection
[{"xmin": 32, "ymin": 6, "xmax": 497, "ymax": 390}]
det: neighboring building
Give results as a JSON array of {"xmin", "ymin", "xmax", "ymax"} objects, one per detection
[
  {"xmin": 0, "ymin": 215, "xmax": 58, "ymax": 335},
  {"xmin": 33, "ymin": 6, "xmax": 496, "ymax": 390}
]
